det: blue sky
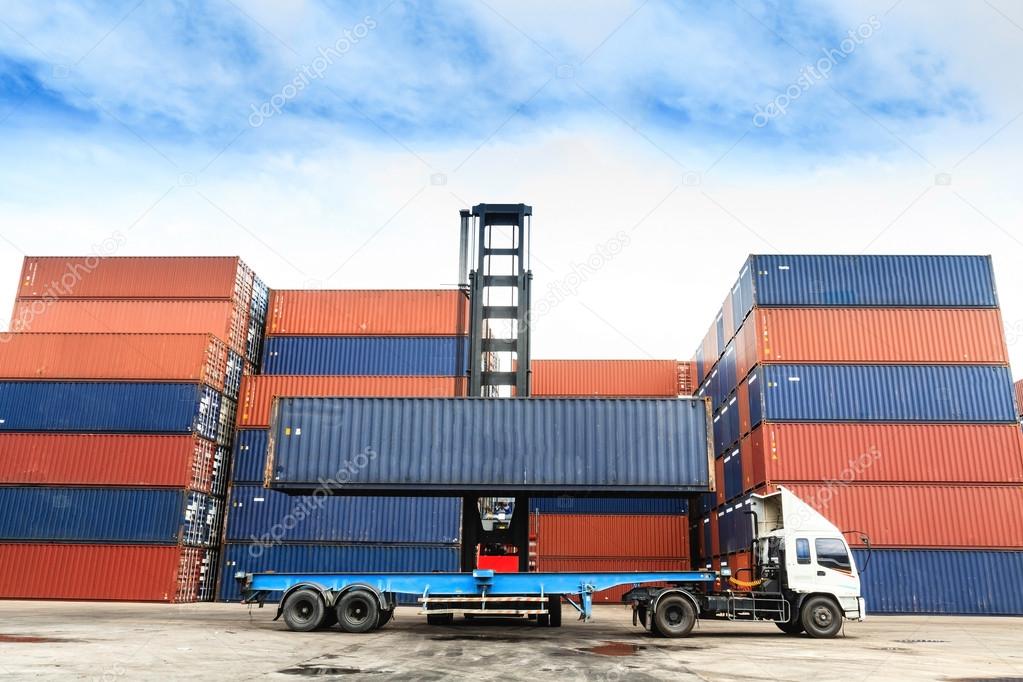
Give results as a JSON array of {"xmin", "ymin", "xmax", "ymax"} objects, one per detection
[{"xmin": 2, "ymin": 1, "xmax": 1022, "ymax": 368}]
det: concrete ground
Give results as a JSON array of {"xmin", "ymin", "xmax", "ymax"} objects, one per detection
[{"xmin": 0, "ymin": 602, "xmax": 1020, "ymax": 681}]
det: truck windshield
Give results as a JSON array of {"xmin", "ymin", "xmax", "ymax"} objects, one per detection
[{"xmin": 815, "ymin": 538, "xmax": 851, "ymax": 571}]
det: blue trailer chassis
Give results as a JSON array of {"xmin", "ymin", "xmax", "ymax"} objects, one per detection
[{"xmin": 239, "ymin": 569, "xmax": 716, "ymax": 626}]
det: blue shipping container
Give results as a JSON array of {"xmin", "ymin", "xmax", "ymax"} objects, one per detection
[
  {"xmin": 218, "ymin": 543, "xmax": 460, "ymax": 602},
  {"xmin": 0, "ymin": 382, "xmax": 222, "ymax": 439},
  {"xmin": 0, "ymin": 487, "xmax": 221, "ymax": 546},
  {"xmin": 529, "ymin": 497, "xmax": 689, "ymax": 515},
  {"xmin": 267, "ymin": 397, "xmax": 713, "ymax": 494},
  {"xmin": 232, "ymin": 429, "xmax": 269, "ymax": 483},
  {"xmin": 723, "ymin": 448, "xmax": 743, "ymax": 501},
  {"xmin": 749, "ymin": 364, "xmax": 1016, "ymax": 424},
  {"xmin": 261, "ymin": 336, "xmax": 468, "ymax": 376},
  {"xmin": 225, "ymin": 486, "xmax": 461, "ymax": 544},
  {"xmin": 853, "ymin": 549, "xmax": 1023, "ymax": 615}
]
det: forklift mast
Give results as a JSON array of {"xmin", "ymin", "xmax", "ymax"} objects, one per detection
[{"xmin": 458, "ymin": 203, "xmax": 533, "ymax": 572}]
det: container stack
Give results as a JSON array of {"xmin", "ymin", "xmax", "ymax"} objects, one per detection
[
  {"xmin": 528, "ymin": 359, "xmax": 691, "ymax": 602},
  {"xmin": 218, "ymin": 289, "xmax": 468, "ymax": 601},
  {"xmin": 0, "ymin": 257, "xmax": 267, "ymax": 602},
  {"xmin": 690, "ymin": 254, "xmax": 1023, "ymax": 614}
]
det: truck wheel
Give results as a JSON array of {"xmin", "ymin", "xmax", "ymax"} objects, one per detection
[
  {"xmin": 775, "ymin": 619, "xmax": 804, "ymax": 635},
  {"xmin": 376, "ymin": 608, "xmax": 394, "ymax": 629},
  {"xmin": 427, "ymin": 614, "xmax": 454, "ymax": 626},
  {"xmin": 652, "ymin": 595, "xmax": 696, "ymax": 638},
  {"xmin": 800, "ymin": 596, "xmax": 842, "ymax": 639},
  {"xmin": 335, "ymin": 590, "xmax": 380, "ymax": 634},
  {"xmin": 548, "ymin": 597, "xmax": 562, "ymax": 627},
  {"xmin": 282, "ymin": 588, "xmax": 326, "ymax": 632}
]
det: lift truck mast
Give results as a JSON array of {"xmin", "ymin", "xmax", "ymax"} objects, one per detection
[{"xmin": 459, "ymin": 204, "xmax": 533, "ymax": 573}]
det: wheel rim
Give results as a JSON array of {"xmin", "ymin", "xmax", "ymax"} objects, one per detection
[
  {"xmin": 812, "ymin": 606, "xmax": 833, "ymax": 629},
  {"xmin": 346, "ymin": 598, "xmax": 370, "ymax": 624},
  {"xmin": 294, "ymin": 598, "xmax": 315, "ymax": 623},
  {"xmin": 665, "ymin": 605, "xmax": 684, "ymax": 627}
]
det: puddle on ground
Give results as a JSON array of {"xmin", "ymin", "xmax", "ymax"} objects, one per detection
[
  {"xmin": 0, "ymin": 634, "xmax": 73, "ymax": 643},
  {"xmin": 580, "ymin": 642, "xmax": 647, "ymax": 657},
  {"xmin": 278, "ymin": 665, "xmax": 389, "ymax": 676}
]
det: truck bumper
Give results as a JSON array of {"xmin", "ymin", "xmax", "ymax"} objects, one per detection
[{"xmin": 840, "ymin": 596, "xmax": 866, "ymax": 621}]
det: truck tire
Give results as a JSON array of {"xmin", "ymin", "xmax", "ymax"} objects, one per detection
[
  {"xmin": 652, "ymin": 595, "xmax": 696, "ymax": 638},
  {"xmin": 548, "ymin": 597, "xmax": 562, "ymax": 627},
  {"xmin": 282, "ymin": 588, "xmax": 326, "ymax": 632},
  {"xmin": 427, "ymin": 614, "xmax": 454, "ymax": 626},
  {"xmin": 317, "ymin": 610, "xmax": 338, "ymax": 629},
  {"xmin": 335, "ymin": 590, "xmax": 380, "ymax": 634},
  {"xmin": 376, "ymin": 608, "xmax": 394, "ymax": 629},
  {"xmin": 800, "ymin": 596, "xmax": 842, "ymax": 639},
  {"xmin": 775, "ymin": 619, "xmax": 804, "ymax": 635}
]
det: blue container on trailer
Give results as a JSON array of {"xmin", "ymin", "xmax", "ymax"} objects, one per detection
[
  {"xmin": 746, "ymin": 364, "xmax": 1016, "ymax": 425},
  {"xmin": 853, "ymin": 549, "xmax": 1023, "ymax": 615},
  {"xmin": 266, "ymin": 397, "xmax": 713, "ymax": 494},
  {"xmin": 0, "ymin": 382, "xmax": 221, "ymax": 439},
  {"xmin": 261, "ymin": 336, "xmax": 468, "ymax": 376},
  {"xmin": 218, "ymin": 543, "xmax": 461, "ymax": 602},
  {"xmin": 0, "ymin": 487, "xmax": 221, "ymax": 546},
  {"xmin": 529, "ymin": 497, "xmax": 689, "ymax": 515},
  {"xmin": 224, "ymin": 486, "xmax": 461, "ymax": 544},
  {"xmin": 744, "ymin": 254, "xmax": 997, "ymax": 313},
  {"xmin": 232, "ymin": 429, "xmax": 270, "ymax": 483}
]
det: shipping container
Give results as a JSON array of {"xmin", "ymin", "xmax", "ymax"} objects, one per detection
[
  {"xmin": 853, "ymin": 549, "xmax": 1023, "ymax": 614},
  {"xmin": 0, "ymin": 333, "xmax": 230, "ymax": 391},
  {"xmin": 0, "ymin": 487, "xmax": 222, "ymax": 546},
  {"xmin": 225, "ymin": 486, "xmax": 461, "ymax": 544},
  {"xmin": 246, "ymin": 277, "xmax": 270, "ymax": 364},
  {"xmin": 744, "ymin": 423, "xmax": 1023, "ymax": 486},
  {"xmin": 0, "ymin": 544, "xmax": 217, "ymax": 602},
  {"xmin": 218, "ymin": 543, "xmax": 460, "ymax": 602},
  {"xmin": 531, "ymin": 558, "xmax": 691, "ymax": 603},
  {"xmin": 766, "ymin": 483, "xmax": 1023, "ymax": 548},
  {"xmin": 736, "ymin": 307, "xmax": 1009, "ymax": 369},
  {"xmin": 0, "ymin": 434, "xmax": 224, "ymax": 493},
  {"xmin": 267, "ymin": 397, "xmax": 713, "ymax": 494},
  {"xmin": 266, "ymin": 289, "xmax": 468, "ymax": 336},
  {"xmin": 530, "ymin": 514, "xmax": 689, "ymax": 558},
  {"xmin": 236, "ymin": 375, "xmax": 467, "ymax": 429},
  {"xmin": 745, "ymin": 364, "xmax": 1016, "ymax": 424},
  {"xmin": 744, "ymin": 254, "xmax": 998, "ymax": 311},
  {"xmin": 261, "ymin": 336, "xmax": 468, "ymax": 376},
  {"xmin": 0, "ymin": 381, "xmax": 222, "ymax": 439},
  {"xmin": 16, "ymin": 256, "xmax": 252, "ymax": 300},
  {"xmin": 528, "ymin": 497, "xmax": 688, "ymax": 515},
  {"xmin": 231, "ymin": 429, "xmax": 269, "ymax": 483},
  {"xmin": 530, "ymin": 360, "xmax": 682, "ymax": 397},
  {"xmin": 1016, "ymin": 379, "xmax": 1023, "ymax": 417},
  {"xmin": 10, "ymin": 299, "xmax": 249, "ymax": 358}
]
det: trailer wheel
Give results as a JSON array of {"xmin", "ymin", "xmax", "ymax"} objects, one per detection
[
  {"xmin": 376, "ymin": 608, "xmax": 394, "ymax": 629},
  {"xmin": 652, "ymin": 595, "xmax": 696, "ymax": 638},
  {"xmin": 800, "ymin": 596, "xmax": 842, "ymax": 639},
  {"xmin": 282, "ymin": 588, "xmax": 326, "ymax": 632},
  {"xmin": 335, "ymin": 590, "xmax": 381, "ymax": 634},
  {"xmin": 547, "ymin": 597, "xmax": 562, "ymax": 627},
  {"xmin": 775, "ymin": 619, "xmax": 804, "ymax": 635}
]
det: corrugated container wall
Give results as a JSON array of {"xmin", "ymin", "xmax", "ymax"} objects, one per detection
[
  {"xmin": 0, "ymin": 544, "xmax": 217, "ymax": 602},
  {"xmin": 0, "ymin": 333, "xmax": 230, "ymax": 392},
  {"xmin": 530, "ymin": 360, "xmax": 681, "ymax": 397},
  {"xmin": 0, "ymin": 487, "xmax": 221, "ymax": 546},
  {"xmin": 266, "ymin": 290, "xmax": 468, "ymax": 336},
  {"xmin": 531, "ymin": 515, "xmax": 689, "ymax": 558},
  {"xmin": 17, "ymin": 256, "xmax": 248, "ymax": 299},
  {"xmin": 261, "ymin": 336, "xmax": 467, "ymax": 376},
  {"xmin": 0, "ymin": 434, "xmax": 227, "ymax": 493},
  {"xmin": 267, "ymin": 397, "xmax": 713, "ymax": 494},
  {"xmin": 1016, "ymin": 379, "xmax": 1023, "ymax": 417},
  {"xmin": 528, "ymin": 497, "xmax": 689, "ymax": 515},
  {"xmin": 231, "ymin": 429, "xmax": 270, "ymax": 483},
  {"xmin": 236, "ymin": 375, "xmax": 467, "ymax": 428},
  {"xmin": 225, "ymin": 487, "xmax": 461, "ymax": 544}
]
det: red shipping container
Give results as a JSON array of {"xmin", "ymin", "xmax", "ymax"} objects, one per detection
[
  {"xmin": 678, "ymin": 360, "xmax": 695, "ymax": 396},
  {"xmin": 747, "ymin": 422, "xmax": 1023, "ymax": 484},
  {"xmin": 0, "ymin": 333, "xmax": 229, "ymax": 390},
  {"xmin": 767, "ymin": 483, "xmax": 1023, "ymax": 548},
  {"xmin": 0, "ymin": 544, "xmax": 214, "ymax": 602},
  {"xmin": 236, "ymin": 374, "xmax": 467, "ymax": 428},
  {"xmin": 715, "ymin": 458, "xmax": 726, "ymax": 506},
  {"xmin": 0, "ymin": 434, "xmax": 221, "ymax": 494},
  {"xmin": 531, "ymin": 360, "xmax": 681, "ymax": 397},
  {"xmin": 754, "ymin": 307, "xmax": 1009, "ymax": 365},
  {"xmin": 534, "ymin": 557, "xmax": 691, "ymax": 602},
  {"xmin": 710, "ymin": 512, "xmax": 720, "ymax": 557},
  {"xmin": 1015, "ymin": 379, "xmax": 1023, "ymax": 417},
  {"xmin": 530, "ymin": 514, "xmax": 689, "ymax": 559},
  {"xmin": 735, "ymin": 320, "xmax": 757, "ymax": 383},
  {"xmin": 10, "ymin": 299, "xmax": 249, "ymax": 356},
  {"xmin": 266, "ymin": 290, "xmax": 468, "ymax": 336},
  {"xmin": 17, "ymin": 256, "xmax": 251, "ymax": 300}
]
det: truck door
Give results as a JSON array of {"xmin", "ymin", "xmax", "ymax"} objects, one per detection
[
  {"xmin": 785, "ymin": 536, "xmax": 816, "ymax": 592},
  {"xmin": 812, "ymin": 538, "xmax": 858, "ymax": 596}
]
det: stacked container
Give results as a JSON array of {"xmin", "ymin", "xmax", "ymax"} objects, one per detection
[
  {"xmin": 218, "ymin": 289, "xmax": 468, "ymax": 601},
  {"xmin": 0, "ymin": 257, "xmax": 268, "ymax": 602},
  {"xmin": 528, "ymin": 359, "xmax": 691, "ymax": 601},
  {"xmin": 690, "ymin": 255, "xmax": 1023, "ymax": 614}
]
